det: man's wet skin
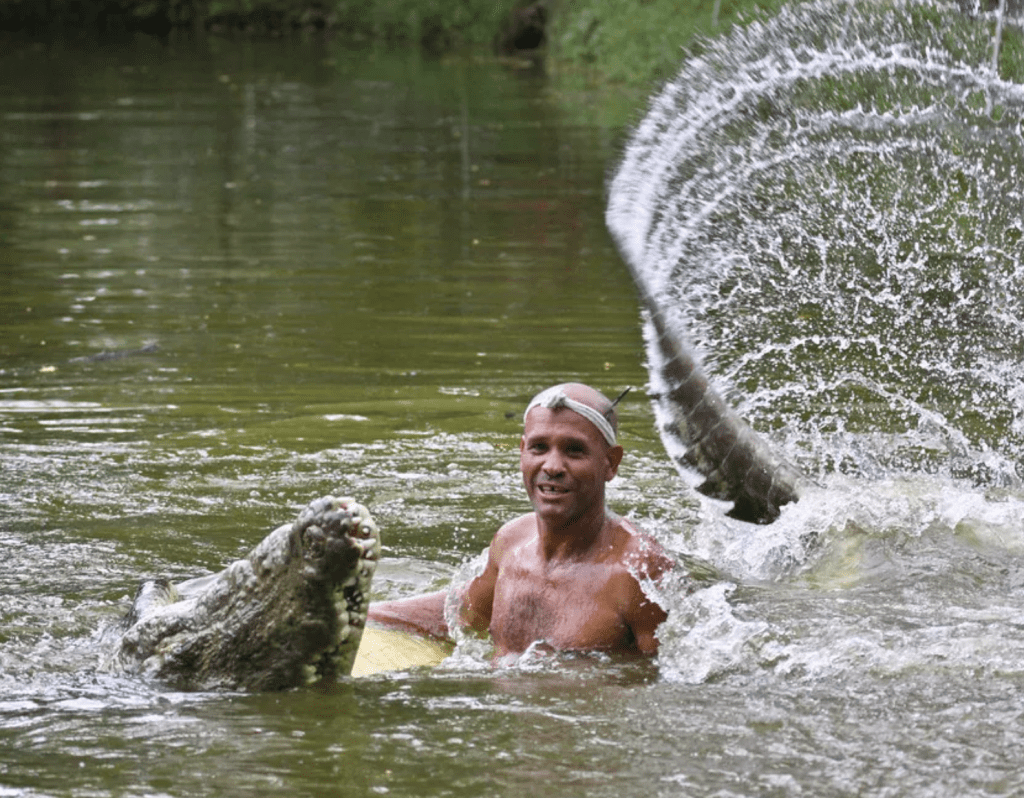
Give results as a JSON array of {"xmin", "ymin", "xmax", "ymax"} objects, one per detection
[{"xmin": 368, "ymin": 382, "xmax": 673, "ymax": 659}]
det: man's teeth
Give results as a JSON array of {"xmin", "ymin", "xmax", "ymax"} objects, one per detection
[{"xmin": 539, "ymin": 485, "xmax": 567, "ymax": 493}]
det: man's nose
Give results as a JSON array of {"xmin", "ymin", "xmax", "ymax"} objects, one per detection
[{"xmin": 542, "ymin": 450, "xmax": 566, "ymax": 475}]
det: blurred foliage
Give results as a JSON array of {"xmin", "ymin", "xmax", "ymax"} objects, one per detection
[
  {"xmin": 5, "ymin": 0, "xmax": 1015, "ymax": 99},
  {"xmin": 0, "ymin": 0, "xmax": 519, "ymax": 45},
  {"xmin": 546, "ymin": 0, "xmax": 789, "ymax": 88},
  {"xmin": 545, "ymin": 0, "xmax": 1024, "ymax": 100},
  {"xmin": 0, "ymin": 0, "xmax": 814, "ymax": 87},
  {"xmin": 332, "ymin": 0, "xmax": 522, "ymax": 48}
]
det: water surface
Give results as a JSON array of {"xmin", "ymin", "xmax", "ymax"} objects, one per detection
[
  {"xmin": 0, "ymin": 29, "xmax": 684, "ymax": 798},
  {"xmin": 5, "ymin": 5, "xmax": 1024, "ymax": 796}
]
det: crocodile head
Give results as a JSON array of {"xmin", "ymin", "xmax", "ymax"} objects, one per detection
[{"xmin": 109, "ymin": 496, "xmax": 380, "ymax": 691}]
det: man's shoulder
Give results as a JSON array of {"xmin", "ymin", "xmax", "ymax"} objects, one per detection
[
  {"xmin": 494, "ymin": 513, "xmax": 536, "ymax": 539},
  {"xmin": 488, "ymin": 513, "xmax": 536, "ymax": 561},
  {"xmin": 614, "ymin": 517, "xmax": 673, "ymax": 579}
]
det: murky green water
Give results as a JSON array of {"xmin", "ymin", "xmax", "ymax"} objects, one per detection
[
  {"xmin": 6, "ymin": 10, "xmax": 1024, "ymax": 797},
  {"xmin": 0, "ymin": 31, "xmax": 662, "ymax": 552},
  {"xmin": 0, "ymin": 29, "xmax": 687, "ymax": 798}
]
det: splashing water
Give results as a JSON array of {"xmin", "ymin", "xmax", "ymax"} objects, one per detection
[
  {"xmin": 609, "ymin": 0, "xmax": 1024, "ymax": 488},
  {"xmin": 606, "ymin": 0, "xmax": 1024, "ymax": 681}
]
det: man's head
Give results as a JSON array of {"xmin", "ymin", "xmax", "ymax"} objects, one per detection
[
  {"xmin": 519, "ymin": 383, "xmax": 625, "ymax": 529},
  {"xmin": 522, "ymin": 383, "xmax": 620, "ymax": 445}
]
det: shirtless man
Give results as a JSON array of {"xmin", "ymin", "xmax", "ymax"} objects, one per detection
[{"xmin": 367, "ymin": 382, "xmax": 673, "ymax": 658}]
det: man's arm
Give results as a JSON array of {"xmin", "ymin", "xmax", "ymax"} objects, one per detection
[
  {"xmin": 365, "ymin": 534, "xmax": 505, "ymax": 641},
  {"xmin": 367, "ymin": 590, "xmax": 450, "ymax": 640},
  {"xmin": 625, "ymin": 586, "xmax": 669, "ymax": 655},
  {"xmin": 622, "ymin": 541, "xmax": 674, "ymax": 655},
  {"xmin": 366, "ymin": 552, "xmax": 498, "ymax": 643},
  {"xmin": 457, "ymin": 546, "xmax": 499, "ymax": 636},
  {"xmin": 367, "ymin": 519, "xmax": 519, "ymax": 645}
]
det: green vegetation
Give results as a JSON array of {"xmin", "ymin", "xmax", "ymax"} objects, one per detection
[
  {"xmin": 547, "ymin": 0, "xmax": 788, "ymax": 87},
  {"xmin": 0, "ymin": 0, "xmax": 519, "ymax": 46},
  {"xmin": 8, "ymin": 0, "xmax": 1019, "ymax": 101},
  {"xmin": 0, "ymin": 0, "xmax": 783, "ymax": 75},
  {"xmin": 328, "ymin": 0, "xmax": 518, "ymax": 46}
]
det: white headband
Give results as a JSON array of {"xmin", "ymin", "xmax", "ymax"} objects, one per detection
[{"xmin": 523, "ymin": 387, "xmax": 617, "ymax": 446}]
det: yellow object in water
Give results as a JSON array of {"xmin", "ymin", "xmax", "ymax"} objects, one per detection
[{"xmin": 351, "ymin": 626, "xmax": 453, "ymax": 677}]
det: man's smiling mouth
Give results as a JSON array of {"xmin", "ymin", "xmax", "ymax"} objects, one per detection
[{"xmin": 537, "ymin": 484, "xmax": 569, "ymax": 495}]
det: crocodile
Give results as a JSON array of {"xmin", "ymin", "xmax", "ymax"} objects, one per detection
[
  {"xmin": 107, "ymin": 495, "xmax": 379, "ymax": 691},
  {"xmin": 103, "ymin": 285, "xmax": 799, "ymax": 693}
]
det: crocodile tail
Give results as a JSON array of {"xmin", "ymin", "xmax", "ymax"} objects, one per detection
[{"xmin": 628, "ymin": 265, "xmax": 803, "ymax": 523}]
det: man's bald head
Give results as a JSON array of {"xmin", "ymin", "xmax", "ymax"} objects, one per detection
[{"xmin": 523, "ymin": 383, "xmax": 620, "ymax": 445}]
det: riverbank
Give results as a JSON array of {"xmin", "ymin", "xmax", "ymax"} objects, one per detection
[
  {"xmin": 0, "ymin": 0, "xmax": 520, "ymax": 46},
  {"xmin": 547, "ymin": 0, "xmax": 787, "ymax": 87},
  {"xmin": 0, "ymin": 0, "xmax": 782, "ymax": 89},
  {"xmin": 542, "ymin": 0, "xmax": 791, "ymax": 130}
]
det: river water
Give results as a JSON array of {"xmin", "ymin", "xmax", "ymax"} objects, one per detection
[{"xmin": 3, "ymin": 2, "xmax": 1024, "ymax": 795}]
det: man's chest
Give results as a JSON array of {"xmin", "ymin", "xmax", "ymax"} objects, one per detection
[{"xmin": 489, "ymin": 561, "xmax": 632, "ymax": 653}]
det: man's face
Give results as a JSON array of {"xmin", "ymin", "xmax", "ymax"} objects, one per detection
[{"xmin": 519, "ymin": 407, "xmax": 622, "ymax": 529}]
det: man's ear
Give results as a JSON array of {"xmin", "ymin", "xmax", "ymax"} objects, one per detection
[
  {"xmin": 519, "ymin": 435, "xmax": 526, "ymax": 454},
  {"xmin": 605, "ymin": 445, "xmax": 624, "ymax": 480}
]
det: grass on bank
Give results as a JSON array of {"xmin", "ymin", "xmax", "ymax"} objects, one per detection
[
  {"xmin": 547, "ymin": 0, "xmax": 790, "ymax": 87},
  {"xmin": 0, "ymin": 0, "xmax": 520, "ymax": 46},
  {"xmin": 0, "ymin": 0, "xmax": 789, "ymax": 85}
]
